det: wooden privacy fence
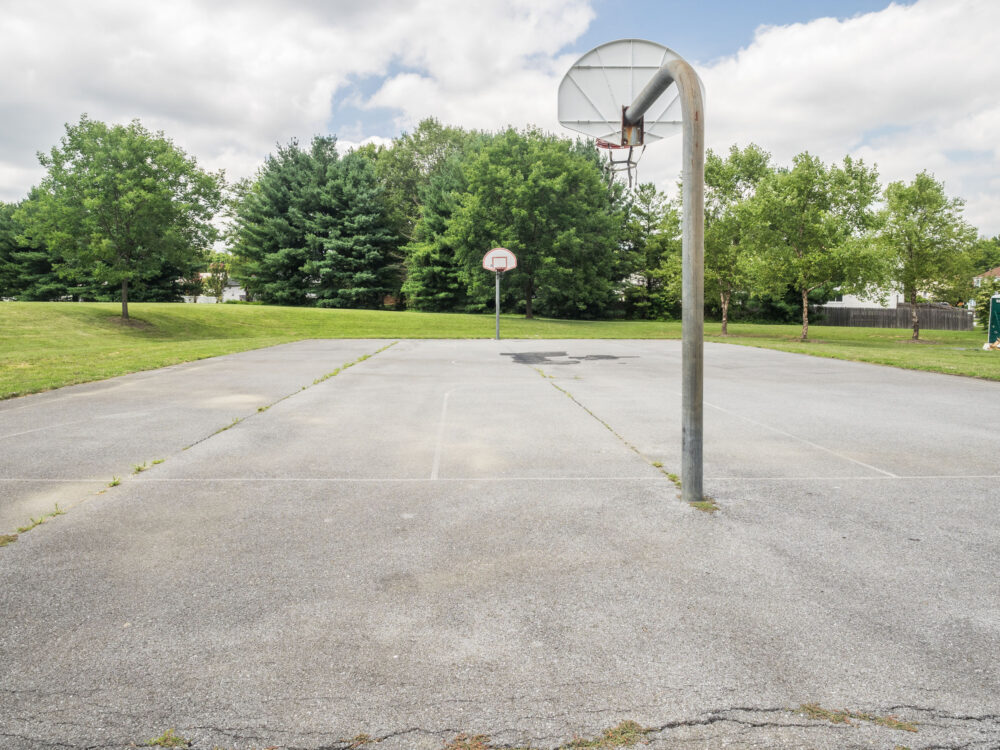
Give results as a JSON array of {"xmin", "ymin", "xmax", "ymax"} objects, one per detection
[{"xmin": 818, "ymin": 303, "xmax": 973, "ymax": 331}]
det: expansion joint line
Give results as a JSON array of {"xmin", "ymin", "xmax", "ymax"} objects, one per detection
[
  {"xmin": 539, "ymin": 370, "xmax": 683, "ymax": 495},
  {"xmin": 183, "ymin": 341, "xmax": 398, "ymax": 452},
  {"xmin": 0, "ymin": 342, "xmax": 399, "ymax": 550}
]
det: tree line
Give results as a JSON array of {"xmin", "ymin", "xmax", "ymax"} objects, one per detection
[{"xmin": 2, "ymin": 114, "xmax": 999, "ymax": 338}]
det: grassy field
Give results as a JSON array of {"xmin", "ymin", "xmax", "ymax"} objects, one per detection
[{"xmin": 1, "ymin": 301, "xmax": 997, "ymax": 399}]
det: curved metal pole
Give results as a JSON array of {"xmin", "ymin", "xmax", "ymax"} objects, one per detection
[{"xmin": 626, "ymin": 59, "xmax": 705, "ymax": 504}]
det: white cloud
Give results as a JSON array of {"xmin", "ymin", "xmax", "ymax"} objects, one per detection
[
  {"xmin": 0, "ymin": 0, "xmax": 591, "ymax": 201},
  {"xmin": 1, "ymin": 0, "xmax": 997, "ymax": 237},
  {"xmin": 676, "ymin": 0, "xmax": 1000, "ymax": 235}
]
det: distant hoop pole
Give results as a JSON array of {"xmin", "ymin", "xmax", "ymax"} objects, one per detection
[
  {"xmin": 626, "ymin": 58, "xmax": 705, "ymax": 505},
  {"xmin": 483, "ymin": 248, "xmax": 516, "ymax": 341}
]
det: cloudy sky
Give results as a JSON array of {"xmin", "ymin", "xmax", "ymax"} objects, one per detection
[{"xmin": 1, "ymin": 0, "xmax": 998, "ymax": 235}]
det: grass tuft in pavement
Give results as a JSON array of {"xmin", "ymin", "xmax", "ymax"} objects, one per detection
[
  {"xmin": 440, "ymin": 721, "xmax": 652, "ymax": 750},
  {"xmin": 563, "ymin": 720, "xmax": 652, "ymax": 748},
  {"xmin": 145, "ymin": 728, "xmax": 191, "ymax": 747},
  {"xmin": 689, "ymin": 498, "xmax": 719, "ymax": 514},
  {"xmin": 798, "ymin": 703, "xmax": 917, "ymax": 732},
  {"xmin": 15, "ymin": 504, "xmax": 65, "ymax": 534}
]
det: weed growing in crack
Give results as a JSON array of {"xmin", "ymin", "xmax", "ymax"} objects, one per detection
[
  {"xmin": 345, "ymin": 733, "xmax": 376, "ymax": 748},
  {"xmin": 443, "ymin": 734, "xmax": 492, "ymax": 750},
  {"xmin": 0, "ymin": 533, "xmax": 18, "ymax": 547},
  {"xmin": 313, "ymin": 343, "xmax": 395, "ymax": 386},
  {"xmin": 440, "ymin": 721, "xmax": 652, "ymax": 750},
  {"xmin": 689, "ymin": 498, "xmax": 719, "ymax": 514},
  {"xmin": 152, "ymin": 458, "xmax": 165, "ymax": 465},
  {"xmin": 798, "ymin": 703, "xmax": 917, "ymax": 733},
  {"xmin": 132, "ymin": 462, "xmax": 148, "ymax": 474},
  {"xmin": 16, "ymin": 504, "xmax": 65, "ymax": 534},
  {"xmin": 109, "ymin": 476, "xmax": 121, "ymax": 487},
  {"xmin": 145, "ymin": 728, "xmax": 190, "ymax": 747},
  {"xmin": 212, "ymin": 417, "xmax": 242, "ymax": 436},
  {"xmin": 563, "ymin": 720, "xmax": 652, "ymax": 748}
]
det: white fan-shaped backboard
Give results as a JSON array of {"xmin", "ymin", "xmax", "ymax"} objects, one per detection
[{"xmin": 558, "ymin": 39, "xmax": 685, "ymax": 146}]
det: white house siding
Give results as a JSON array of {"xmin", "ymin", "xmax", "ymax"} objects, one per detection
[{"xmin": 822, "ymin": 291, "xmax": 903, "ymax": 310}]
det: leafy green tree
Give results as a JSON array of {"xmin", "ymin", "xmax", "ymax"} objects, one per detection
[
  {"xmin": 743, "ymin": 152, "xmax": 882, "ymax": 339},
  {"xmin": 878, "ymin": 171, "xmax": 978, "ymax": 339},
  {"xmin": 704, "ymin": 144, "xmax": 773, "ymax": 334},
  {"xmin": 973, "ymin": 277, "xmax": 1000, "ymax": 330},
  {"xmin": 970, "ymin": 235, "xmax": 1000, "ymax": 274},
  {"xmin": 204, "ymin": 253, "xmax": 230, "ymax": 301},
  {"xmin": 448, "ymin": 128, "xmax": 621, "ymax": 319},
  {"xmin": 17, "ymin": 115, "xmax": 223, "ymax": 319},
  {"xmin": 375, "ymin": 118, "xmax": 478, "ymax": 243},
  {"xmin": 619, "ymin": 183, "xmax": 681, "ymax": 319},
  {"xmin": 401, "ymin": 154, "xmax": 471, "ymax": 311}
]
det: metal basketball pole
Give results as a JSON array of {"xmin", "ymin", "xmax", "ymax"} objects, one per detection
[
  {"xmin": 625, "ymin": 59, "xmax": 705, "ymax": 503},
  {"xmin": 495, "ymin": 270, "xmax": 501, "ymax": 341}
]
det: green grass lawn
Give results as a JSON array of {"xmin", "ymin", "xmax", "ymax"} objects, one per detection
[{"xmin": 1, "ymin": 301, "xmax": 997, "ymax": 399}]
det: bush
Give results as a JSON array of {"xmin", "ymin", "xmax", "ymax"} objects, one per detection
[{"xmin": 973, "ymin": 278, "xmax": 1000, "ymax": 328}]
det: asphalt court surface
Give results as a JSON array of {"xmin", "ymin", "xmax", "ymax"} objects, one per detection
[{"xmin": 1, "ymin": 339, "xmax": 998, "ymax": 749}]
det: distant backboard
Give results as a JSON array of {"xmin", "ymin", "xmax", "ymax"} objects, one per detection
[
  {"xmin": 558, "ymin": 39, "xmax": 685, "ymax": 147},
  {"xmin": 483, "ymin": 247, "xmax": 517, "ymax": 272}
]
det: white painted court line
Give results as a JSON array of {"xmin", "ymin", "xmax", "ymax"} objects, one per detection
[
  {"xmin": 705, "ymin": 475, "xmax": 1000, "ymax": 481},
  {"xmin": 5, "ymin": 475, "xmax": 996, "ymax": 482},
  {"xmin": 138, "ymin": 476, "xmax": 668, "ymax": 483},
  {"xmin": 0, "ymin": 479, "xmax": 109, "ymax": 483},
  {"xmin": 703, "ymin": 399, "xmax": 899, "ymax": 478},
  {"xmin": 430, "ymin": 390, "xmax": 451, "ymax": 480},
  {"xmin": 0, "ymin": 419, "xmax": 91, "ymax": 441}
]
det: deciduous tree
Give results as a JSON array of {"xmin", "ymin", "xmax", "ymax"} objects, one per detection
[
  {"xmin": 448, "ymin": 128, "xmax": 621, "ymax": 319},
  {"xmin": 704, "ymin": 144, "xmax": 772, "ymax": 334},
  {"xmin": 18, "ymin": 115, "xmax": 223, "ymax": 319},
  {"xmin": 743, "ymin": 152, "xmax": 882, "ymax": 339},
  {"xmin": 878, "ymin": 171, "xmax": 977, "ymax": 339}
]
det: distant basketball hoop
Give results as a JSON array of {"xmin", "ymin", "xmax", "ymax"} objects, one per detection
[
  {"xmin": 483, "ymin": 247, "xmax": 517, "ymax": 273},
  {"xmin": 483, "ymin": 248, "xmax": 517, "ymax": 340}
]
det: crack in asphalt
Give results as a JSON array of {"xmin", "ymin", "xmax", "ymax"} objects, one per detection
[{"xmin": 143, "ymin": 706, "xmax": 999, "ymax": 750}]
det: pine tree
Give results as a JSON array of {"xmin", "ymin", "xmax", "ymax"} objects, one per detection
[
  {"xmin": 232, "ymin": 137, "xmax": 400, "ymax": 308},
  {"xmin": 0, "ymin": 200, "xmax": 69, "ymax": 300},
  {"xmin": 307, "ymin": 150, "xmax": 398, "ymax": 308},
  {"xmin": 401, "ymin": 155, "xmax": 471, "ymax": 311},
  {"xmin": 231, "ymin": 137, "xmax": 336, "ymax": 305}
]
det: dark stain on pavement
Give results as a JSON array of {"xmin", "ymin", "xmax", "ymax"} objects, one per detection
[{"xmin": 501, "ymin": 352, "xmax": 638, "ymax": 366}]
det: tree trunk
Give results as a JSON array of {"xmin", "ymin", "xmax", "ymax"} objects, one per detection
[
  {"xmin": 909, "ymin": 287, "xmax": 920, "ymax": 340},
  {"xmin": 720, "ymin": 290, "xmax": 730, "ymax": 336},
  {"xmin": 121, "ymin": 279, "xmax": 129, "ymax": 320},
  {"xmin": 800, "ymin": 287, "xmax": 809, "ymax": 340},
  {"xmin": 524, "ymin": 277, "xmax": 533, "ymax": 319}
]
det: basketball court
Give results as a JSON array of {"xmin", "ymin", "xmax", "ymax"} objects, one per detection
[{"xmin": 1, "ymin": 338, "xmax": 998, "ymax": 748}]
